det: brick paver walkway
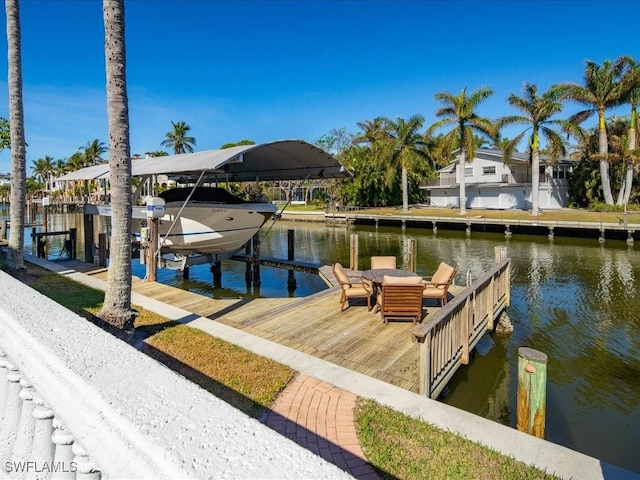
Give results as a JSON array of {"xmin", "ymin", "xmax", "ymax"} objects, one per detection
[{"xmin": 264, "ymin": 375, "xmax": 379, "ymax": 479}]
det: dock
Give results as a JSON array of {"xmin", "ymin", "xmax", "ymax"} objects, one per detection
[{"xmin": 62, "ymin": 256, "xmax": 507, "ymax": 396}]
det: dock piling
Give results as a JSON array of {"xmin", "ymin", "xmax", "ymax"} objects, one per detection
[
  {"xmin": 516, "ymin": 347, "xmax": 548, "ymax": 439},
  {"xmin": 287, "ymin": 230, "xmax": 297, "ymax": 292}
]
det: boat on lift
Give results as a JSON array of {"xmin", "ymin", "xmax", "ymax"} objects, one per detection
[{"xmin": 135, "ymin": 186, "xmax": 278, "ymax": 257}]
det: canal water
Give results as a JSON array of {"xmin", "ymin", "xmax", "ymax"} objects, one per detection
[{"xmin": 12, "ymin": 210, "xmax": 640, "ymax": 474}]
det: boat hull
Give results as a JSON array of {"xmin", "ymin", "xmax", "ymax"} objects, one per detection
[{"xmin": 136, "ymin": 202, "xmax": 277, "ymax": 256}]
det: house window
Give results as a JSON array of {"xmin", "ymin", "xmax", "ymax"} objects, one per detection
[
  {"xmin": 482, "ymin": 166, "xmax": 496, "ymax": 175},
  {"xmin": 465, "ymin": 167, "xmax": 474, "ymax": 176},
  {"xmin": 552, "ymin": 165, "xmax": 568, "ymax": 179}
]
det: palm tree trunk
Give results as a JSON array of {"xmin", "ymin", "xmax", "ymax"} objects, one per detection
[
  {"xmin": 5, "ymin": 0, "xmax": 26, "ymax": 273},
  {"xmin": 402, "ymin": 166, "xmax": 409, "ymax": 213},
  {"xmin": 598, "ymin": 111, "xmax": 615, "ymax": 205},
  {"xmin": 531, "ymin": 149, "xmax": 540, "ymax": 216},
  {"xmin": 622, "ymin": 114, "xmax": 637, "ymax": 205},
  {"xmin": 97, "ymin": 0, "xmax": 135, "ymax": 330},
  {"xmin": 459, "ymin": 150, "xmax": 467, "ymax": 214}
]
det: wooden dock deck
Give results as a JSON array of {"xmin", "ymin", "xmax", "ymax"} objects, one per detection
[{"xmin": 74, "ymin": 261, "xmax": 461, "ymax": 394}]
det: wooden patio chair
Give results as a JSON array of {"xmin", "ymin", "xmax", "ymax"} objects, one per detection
[
  {"xmin": 377, "ymin": 275, "xmax": 424, "ymax": 324},
  {"xmin": 370, "ymin": 256, "xmax": 397, "ymax": 269},
  {"xmin": 422, "ymin": 262, "xmax": 456, "ymax": 306},
  {"xmin": 333, "ymin": 262, "xmax": 372, "ymax": 311}
]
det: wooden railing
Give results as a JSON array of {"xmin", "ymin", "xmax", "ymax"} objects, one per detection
[{"xmin": 413, "ymin": 248, "xmax": 511, "ymax": 399}]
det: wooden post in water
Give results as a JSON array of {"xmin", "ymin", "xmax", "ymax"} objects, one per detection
[
  {"xmin": 287, "ymin": 229, "xmax": 296, "ymax": 291},
  {"xmin": 494, "ymin": 245, "xmax": 507, "ymax": 263},
  {"xmin": 349, "ymin": 234, "xmax": 358, "ymax": 271},
  {"xmin": 83, "ymin": 211, "xmax": 94, "ymax": 263},
  {"xmin": 0, "ymin": 219, "xmax": 7, "ymax": 240},
  {"xmin": 98, "ymin": 233, "xmax": 108, "ymax": 267},
  {"xmin": 407, "ymin": 238, "xmax": 417, "ymax": 272},
  {"xmin": 244, "ymin": 240, "xmax": 253, "ymax": 286},
  {"xmin": 69, "ymin": 228, "xmax": 77, "ymax": 259},
  {"xmin": 146, "ymin": 219, "xmax": 158, "ymax": 282},
  {"xmin": 211, "ymin": 261, "xmax": 222, "ymax": 287},
  {"xmin": 252, "ymin": 232, "xmax": 261, "ymax": 287},
  {"xmin": 517, "ymin": 347, "xmax": 548, "ymax": 439}
]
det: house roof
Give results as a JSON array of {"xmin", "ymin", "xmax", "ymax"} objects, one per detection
[
  {"xmin": 57, "ymin": 139, "xmax": 348, "ymax": 182},
  {"xmin": 436, "ymin": 148, "xmax": 573, "ymax": 173}
]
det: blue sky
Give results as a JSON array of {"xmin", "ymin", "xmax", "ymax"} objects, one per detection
[{"xmin": 0, "ymin": 0, "xmax": 639, "ymax": 175}]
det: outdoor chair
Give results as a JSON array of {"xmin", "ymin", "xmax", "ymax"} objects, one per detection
[
  {"xmin": 422, "ymin": 262, "xmax": 456, "ymax": 306},
  {"xmin": 333, "ymin": 262, "xmax": 372, "ymax": 311},
  {"xmin": 370, "ymin": 256, "xmax": 397, "ymax": 269},
  {"xmin": 377, "ymin": 275, "xmax": 424, "ymax": 324}
]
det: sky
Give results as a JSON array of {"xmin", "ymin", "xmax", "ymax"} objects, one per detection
[{"xmin": 0, "ymin": 0, "xmax": 639, "ymax": 175}]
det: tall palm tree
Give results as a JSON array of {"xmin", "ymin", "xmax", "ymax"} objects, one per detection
[
  {"xmin": 558, "ymin": 57, "xmax": 640, "ymax": 205},
  {"xmin": 498, "ymin": 83, "xmax": 577, "ymax": 216},
  {"xmin": 4, "ymin": 0, "xmax": 26, "ymax": 274},
  {"xmin": 618, "ymin": 59, "xmax": 640, "ymax": 205},
  {"xmin": 428, "ymin": 86, "xmax": 496, "ymax": 214},
  {"xmin": 97, "ymin": 0, "xmax": 136, "ymax": 330},
  {"xmin": 80, "ymin": 138, "xmax": 108, "ymax": 166},
  {"xmin": 161, "ymin": 121, "xmax": 196, "ymax": 154},
  {"xmin": 32, "ymin": 155, "xmax": 55, "ymax": 192},
  {"xmin": 383, "ymin": 115, "xmax": 431, "ymax": 213}
]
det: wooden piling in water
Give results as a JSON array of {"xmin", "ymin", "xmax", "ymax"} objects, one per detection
[
  {"xmin": 517, "ymin": 347, "xmax": 548, "ymax": 439},
  {"xmin": 287, "ymin": 229, "xmax": 296, "ymax": 291},
  {"xmin": 349, "ymin": 234, "xmax": 358, "ymax": 270},
  {"xmin": 407, "ymin": 238, "xmax": 416, "ymax": 273},
  {"xmin": 146, "ymin": 219, "xmax": 158, "ymax": 282}
]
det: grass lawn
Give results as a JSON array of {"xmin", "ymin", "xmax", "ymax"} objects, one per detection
[
  {"xmin": 281, "ymin": 202, "xmax": 640, "ymax": 225},
  {"xmin": 10, "ymin": 260, "xmax": 558, "ymax": 479}
]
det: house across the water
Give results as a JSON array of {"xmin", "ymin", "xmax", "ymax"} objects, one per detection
[{"xmin": 421, "ymin": 148, "xmax": 573, "ymax": 210}]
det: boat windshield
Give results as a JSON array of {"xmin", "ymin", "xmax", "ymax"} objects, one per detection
[{"xmin": 159, "ymin": 187, "xmax": 250, "ymax": 204}]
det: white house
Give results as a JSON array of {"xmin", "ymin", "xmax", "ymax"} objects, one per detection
[{"xmin": 421, "ymin": 149, "xmax": 573, "ymax": 210}]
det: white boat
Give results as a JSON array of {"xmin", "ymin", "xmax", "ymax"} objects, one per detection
[{"xmin": 135, "ymin": 187, "xmax": 278, "ymax": 257}]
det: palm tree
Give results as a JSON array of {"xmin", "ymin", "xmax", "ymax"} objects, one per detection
[
  {"xmin": 161, "ymin": 121, "xmax": 196, "ymax": 154},
  {"xmin": 497, "ymin": 83, "xmax": 577, "ymax": 216},
  {"xmin": 32, "ymin": 155, "xmax": 55, "ymax": 192},
  {"xmin": 618, "ymin": 60, "xmax": 640, "ymax": 205},
  {"xmin": 4, "ymin": 0, "xmax": 26, "ymax": 274},
  {"xmin": 80, "ymin": 138, "xmax": 108, "ymax": 166},
  {"xmin": 97, "ymin": 0, "xmax": 136, "ymax": 331},
  {"xmin": 558, "ymin": 57, "xmax": 640, "ymax": 205},
  {"xmin": 383, "ymin": 115, "xmax": 432, "ymax": 212},
  {"xmin": 428, "ymin": 86, "xmax": 496, "ymax": 214}
]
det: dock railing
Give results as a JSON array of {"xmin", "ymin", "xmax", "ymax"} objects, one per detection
[{"xmin": 413, "ymin": 247, "xmax": 511, "ymax": 399}]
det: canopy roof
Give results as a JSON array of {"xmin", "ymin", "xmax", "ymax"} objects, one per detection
[{"xmin": 58, "ymin": 139, "xmax": 348, "ymax": 182}]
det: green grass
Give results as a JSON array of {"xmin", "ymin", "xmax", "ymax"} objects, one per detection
[{"xmin": 355, "ymin": 398, "xmax": 559, "ymax": 480}]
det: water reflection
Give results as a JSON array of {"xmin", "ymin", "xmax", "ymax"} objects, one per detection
[{"xmin": 11, "ymin": 211, "xmax": 640, "ymax": 473}]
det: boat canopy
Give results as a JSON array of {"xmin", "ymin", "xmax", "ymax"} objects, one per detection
[{"xmin": 58, "ymin": 139, "xmax": 349, "ymax": 182}]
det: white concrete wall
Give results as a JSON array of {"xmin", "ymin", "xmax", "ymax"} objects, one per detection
[
  {"xmin": 0, "ymin": 270, "xmax": 352, "ymax": 479},
  {"xmin": 428, "ymin": 184, "xmax": 569, "ymax": 210}
]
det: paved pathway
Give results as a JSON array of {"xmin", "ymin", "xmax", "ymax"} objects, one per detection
[{"xmin": 263, "ymin": 374, "xmax": 379, "ymax": 479}]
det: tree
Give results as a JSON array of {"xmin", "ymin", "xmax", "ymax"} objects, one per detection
[
  {"xmin": 498, "ymin": 83, "xmax": 577, "ymax": 215},
  {"xmin": 618, "ymin": 59, "xmax": 640, "ymax": 205},
  {"xmin": 558, "ymin": 57, "xmax": 640, "ymax": 205},
  {"xmin": 428, "ymin": 87, "xmax": 496, "ymax": 214},
  {"xmin": 0, "ymin": 117, "xmax": 10, "ymax": 151},
  {"xmin": 32, "ymin": 155, "xmax": 55, "ymax": 192},
  {"xmin": 220, "ymin": 139, "xmax": 255, "ymax": 149},
  {"xmin": 382, "ymin": 115, "xmax": 432, "ymax": 213},
  {"xmin": 4, "ymin": 0, "xmax": 27, "ymax": 274},
  {"xmin": 161, "ymin": 121, "xmax": 196, "ymax": 154},
  {"xmin": 80, "ymin": 138, "xmax": 108, "ymax": 166},
  {"xmin": 97, "ymin": 0, "xmax": 137, "ymax": 331}
]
